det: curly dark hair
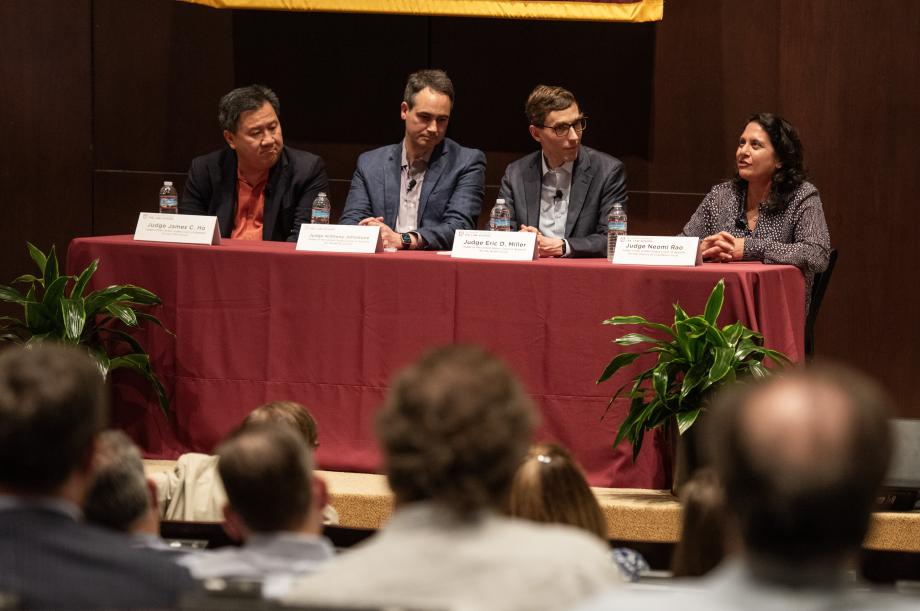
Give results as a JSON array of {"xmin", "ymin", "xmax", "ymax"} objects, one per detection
[
  {"xmin": 732, "ymin": 112, "xmax": 807, "ymax": 212},
  {"xmin": 377, "ymin": 345, "xmax": 537, "ymax": 518}
]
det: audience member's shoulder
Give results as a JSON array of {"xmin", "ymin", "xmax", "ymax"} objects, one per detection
[{"xmin": 496, "ymin": 514, "xmax": 612, "ymax": 560}]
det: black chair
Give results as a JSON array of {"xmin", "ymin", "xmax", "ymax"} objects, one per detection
[{"xmin": 804, "ymin": 248, "xmax": 838, "ymax": 359}]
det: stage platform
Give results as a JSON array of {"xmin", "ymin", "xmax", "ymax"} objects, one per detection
[{"xmin": 144, "ymin": 461, "xmax": 920, "ymax": 552}]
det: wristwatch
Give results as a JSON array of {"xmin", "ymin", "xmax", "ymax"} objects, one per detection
[{"xmin": 401, "ymin": 233, "xmax": 412, "ymax": 250}]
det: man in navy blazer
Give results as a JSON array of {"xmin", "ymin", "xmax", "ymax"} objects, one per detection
[
  {"xmin": 180, "ymin": 84, "xmax": 328, "ymax": 242},
  {"xmin": 499, "ymin": 85, "xmax": 628, "ymax": 258},
  {"xmin": 0, "ymin": 344, "xmax": 195, "ymax": 609},
  {"xmin": 339, "ymin": 69, "xmax": 485, "ymax": 250}
]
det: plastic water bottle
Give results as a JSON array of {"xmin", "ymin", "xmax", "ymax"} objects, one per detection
[
  {"xmin": 490, "ymin": 198, "xmax": 512, "ymax": 231},
  {"xmin": 607, "ymin": 202, "xmax": 627, "ymax": 261},
  {"xmin": 158, "ymin": 181, "xmax": 178, "ymax": 214},
  {"xmin": 311, "ymin": 192, "xmax": 331, "ymax": 224}
]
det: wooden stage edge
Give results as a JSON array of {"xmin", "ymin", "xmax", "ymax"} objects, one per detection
[{"xmin": 144, "ymin": 461, "xmax": 920, "ymax": 553}]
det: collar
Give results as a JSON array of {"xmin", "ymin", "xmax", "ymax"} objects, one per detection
[
  {"xmin": 401, "ymin": 140, "xmax": 434, "ymax": 169},
  {"xmin": 541, "ymin": 153, "xmax": 575, "ymax": 178},
  {"xmin": 236, "ymin": 164, "xmax": 270, "ymax": 188}
]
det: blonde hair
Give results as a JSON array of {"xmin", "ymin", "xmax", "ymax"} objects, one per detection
[{"xmin": 506, "ymin": 443, "xmax": 607, "ymax": 541}]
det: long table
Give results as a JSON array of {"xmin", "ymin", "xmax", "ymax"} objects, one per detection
[{"xmin": 68, "ymin": 235, "xmax": 805, "ymax": 488}]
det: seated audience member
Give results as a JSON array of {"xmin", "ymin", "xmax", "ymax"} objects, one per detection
[
  {"xmin": 339, "ymin": 69, "xmax": 486, "ymax": 250},
  {"xmin": 84, "ymin": 430, "xmax": 181, "ymax": 554},
  {"xmin": 670, "ymin": 468, "xmax": 728, "ymax": 578},
  {"xmin": 679, "ymin": 113, "xmax": 830, "ymax": 309},
  {"xmin": 180, "ymin": 84, "xmax": 328, "ymax": 242},
  {"xmin": 285, "ymin": 345, "xmax": 619, "ymax": 611},
  {"xmin": 179, "ymin": 423, "xmax": 334, "ymax": 599},
  {"xmin": 580, "ymin": 365, "xmax": 914, "ymax": 611},
  {"xmin": 507, "ymin": 442, "xmax": 648, "ymax": 582},
  {"xmin": 499, "ymin": 85, "xmax": 628, "ymax": 258},
  {"xmin": 0, "ymin": 344, "xmax": 194, "ymax": 609},
  {"xmin": 153, "ymin": 400, "xmax": 337, "ymax": 524}
]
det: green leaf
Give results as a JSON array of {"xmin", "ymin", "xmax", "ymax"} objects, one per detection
[
  {"xmin": 60, "ymin": 298, "xmax": 86, "ymax": 343},
  {"xmin": 722, "ymin": 321, "xmax": 744, "ymax": 348},
  {"xmin": 703, "ymin": 279, "xmax": 725, "ymax": 324},
  {"xmin": 603, "ymin": 315, "xmax": 651, "ymax": 326},
  {"xmin": 42, "ymin": 245, "xmax": 60, "ymax": 287},
  {"xmin": 12, "ymin": 274, "xmax": 40, "ymax": 285},
  {"xmin": 135, "ymin": 312, "xmax": 174, "ymax": 336},
  {"xmin": 70, "ymin": 258, "xmax": 99, "ymax": 299},
  {"xmin": 105, "ymin": 303, "xmax": 139, "ymax": 327},
  {"xmin": 0, "ymin": 284, "xmax": 27, "ymax": 305},
  {"xmin": 615, "ymin": 333, "xmax": 667, "ymax": 347},
  {"xmin": 24, "ymin": 301, "xmax": 53, "ymax": 335},
  {"xmin": 707, "ymin": 346, "xmax": 735, "ymax": 386},
  {"xmin": 41, "ymin": 276, "xmax": 69, "ymax": 311},
  {"xmin": 97, "ymin": 328, "xmax": 146, "ymax": 355},
  {"xmin": 26, "ymin": 242, "xmax": 47, "ymax": 277},
  {"xmin": 746, "ymin": 361, "xmax": 769, "ymax": 378},
  {"xmin": 677, "ymin": 407, "xmax": 702, "ymax": 435},
  {"xmin": 597, "ymin": 351, "xmax": 642, "ymax": 383},
  {"xmin": 652, "ymin": 362, "xmax": 670, "ymax": 399},
  {"xmin": 108, "ymin": 353, "xmax": 170, "ymax": 418},
  {"xmin": 680, "ymin": 359, "xmax": 709, "ymax": 400}
]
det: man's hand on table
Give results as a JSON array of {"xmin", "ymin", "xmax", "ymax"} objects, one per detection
[{"xmin": 519, "ymin": 225, "xmax": 564, "ymax": 258}]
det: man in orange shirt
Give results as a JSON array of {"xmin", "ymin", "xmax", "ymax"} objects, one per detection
[{"xmin": 180, "ymin": 85, "xmax": 328, "ymax": 242}]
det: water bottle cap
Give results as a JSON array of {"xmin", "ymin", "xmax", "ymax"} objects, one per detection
[
  {"xmin": 163, "ymin": 181, "xmax": 173, "ymax": 186},
  {"xmin": 495, "ymin": 198, "xmax": 505, "ymax": 205},
  {"xmin": 317, "ymin": 192, "xmax": 327, "ymax": 197}
]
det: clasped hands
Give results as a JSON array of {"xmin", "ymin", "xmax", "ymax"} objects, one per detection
[
  {"xmin": 700, "ymin": 231, "xmax": 745, "ymax": 262},
  {"xmin": 519, "ymin": 226, "xmax": 564, "ymax": 258}
]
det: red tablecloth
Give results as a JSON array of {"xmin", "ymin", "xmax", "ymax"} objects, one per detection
[{"xmin": 67, "ymin": 235, "xmax": 805, "ymax": 488}]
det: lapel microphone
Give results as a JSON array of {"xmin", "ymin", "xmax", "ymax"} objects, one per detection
[
  {"xmin": 735, "ymin": 216, "xmax": 746, "ymax": 230},
  {"xmin": 554, "ymin": 189, "xmax": 563, "ymax": 201},
  {"xmin": 407, "ymin": 179, "xmax": 417, "ymax": 193}
]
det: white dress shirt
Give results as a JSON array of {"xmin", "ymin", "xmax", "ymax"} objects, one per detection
[{"xmin": 540, "ymin": 154, "xmax": 575, "ymax": 256}]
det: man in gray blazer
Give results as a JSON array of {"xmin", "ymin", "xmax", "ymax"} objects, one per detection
[
  {"xmin": 499, "ymin": 85, "xmax": 628, "ymax": 258},
  {"xmin": 339, "ymin": 69, "xmax": 485, "ymax": 251}
]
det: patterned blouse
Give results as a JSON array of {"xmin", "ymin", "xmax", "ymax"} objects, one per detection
[{"xmin": 680, "ymin": 180, "xmax": 832, "ymax": 311}]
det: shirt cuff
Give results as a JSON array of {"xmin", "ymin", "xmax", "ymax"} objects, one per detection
[{"xmin": 561, "ymin": 239, "xmax": 573, "ymax": 258}]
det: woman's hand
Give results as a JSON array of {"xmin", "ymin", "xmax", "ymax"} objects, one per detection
[{"xmin": 700, "ymin": 231, "xmax": 744, "ymax": 262}]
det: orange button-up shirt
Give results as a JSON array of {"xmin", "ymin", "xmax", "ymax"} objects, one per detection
[{"xmin": 232, "ymin": 168, "xmax": 268, "ymax": 240}]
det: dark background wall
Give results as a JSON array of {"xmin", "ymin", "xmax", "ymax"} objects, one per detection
[{"xmin": 2, "ymin": 0, "xmax": 918, "ymax": 415}]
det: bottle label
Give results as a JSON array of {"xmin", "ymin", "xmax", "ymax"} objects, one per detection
[
  {"xmin": 608, "ymin": 221, "xmax": 627, "ymax": 232},
  {"xmin": 311, "ymin": 209, "xmax": 330, "ymax": 220},
  {"xmin": 159, "ymin": 196, "xmax": 178, "ymax": 208},
  {"xmin": 492, "ymin": 218, "xmax": 511, "ymax": 230}
]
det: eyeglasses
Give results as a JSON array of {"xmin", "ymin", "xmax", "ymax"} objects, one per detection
[{"xmin": 536, "ymin": 117, "xmax": 588, "ymax": 137}]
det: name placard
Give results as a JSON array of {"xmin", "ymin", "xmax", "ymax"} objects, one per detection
[
  {"xmin": 612, "ymin": 235, "xmax": 701, "ymax": 266},
  {"xmin": 295, "ymin": 224, "xmax": 382, "ymax": 253},
  {"xmin": 451, "ymin": 230, "xmax": 538, "ymax": 261},
  {"xmin": 134, "ymin": 213, "xmax": 221, "ymax": 245}
]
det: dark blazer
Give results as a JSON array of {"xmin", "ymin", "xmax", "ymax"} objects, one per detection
[
  {"xmin": 179, "ymin": 146, "xmax": 328, "ymax": 242},
  {"xmin": 498, "ymin": 145, "xmax": 628, "ymax": 258},
  {"xmin": 339, "ymin": 138, "xmax": 486, "ymax": 250},
  {"xmin": 0, "ymin": 506, "xmax": 195, "ymax": 609}
]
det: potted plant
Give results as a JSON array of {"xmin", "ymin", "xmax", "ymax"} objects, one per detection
[
  {"xmin": 597, "ymin": 279, "xmax": 790, "ymax": 481},
  {"xmin": 0, "ymin": 243, "xmax": 170, "ymax": 415}
]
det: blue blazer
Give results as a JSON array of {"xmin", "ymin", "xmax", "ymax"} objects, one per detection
[
  {"xmin": 0, "ymin": 506, "xmax": 194, "ymax": 608},
  {"xmin": 498, "ymin": 145, "xmax": 628, "ymax": 258},
  {"xmin": 179, "ymin": 146, "xmax": 328, "ymax": 242},
  {"xmin": 339, "ymin": 138, "xmax": 486, "ymax": 250}
]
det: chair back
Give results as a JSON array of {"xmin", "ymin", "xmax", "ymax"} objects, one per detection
[{"xmin": 805, "ymin": 248, "xmax": 838, "ymax": 358}]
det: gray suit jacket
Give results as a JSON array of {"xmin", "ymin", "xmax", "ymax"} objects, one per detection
[
  {"xmin": 339, "ymin": 138, "xmax": 486, "ymax": 250},
  {"xmin": 498, "ymin": 145, "xmax": 628, "ymax": 258}
]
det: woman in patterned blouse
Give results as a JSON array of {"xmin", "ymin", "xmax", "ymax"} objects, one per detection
[{"xmin": 680, "ymin": 113, "xmax": 831, "ymax": 278}]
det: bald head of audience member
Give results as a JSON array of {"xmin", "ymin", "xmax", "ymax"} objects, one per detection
[
  {"xmin": 377, "ymin": 345, "xmax": 537, "ymax": 518},
  {"xmin": 711, "ymin": 365, "xmax": 892, "ymax": 574},
  {"xmin": 0, "ymin": 343, "xmax": 107, "ymax": 502},
  {"xmin": 84, "ymin": 430, "xmax": 158, "ymax": 535},
  {"xmin": 217, "ymin": 423, "xmax": 326, "ymax": 537}
]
